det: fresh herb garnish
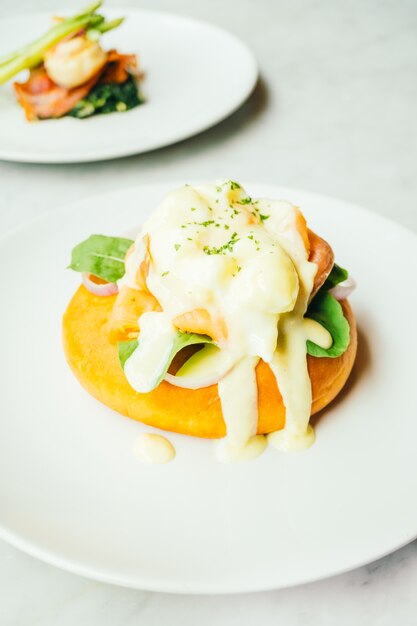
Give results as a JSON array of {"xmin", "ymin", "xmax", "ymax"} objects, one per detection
[
  {"xmin": 68, "ymin": 234, "xmax": 133, "ymax": 283},
  {"xmin": 182, "ymin": 220, "xmax": 216, "ymax": 229},
  {"xmin": 203, "ymin": 232, "xmax": 239, "ymax": 256}
]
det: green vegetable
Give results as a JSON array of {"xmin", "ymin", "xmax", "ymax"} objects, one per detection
[
  {"xmin": 306, "ymin": 291, "xmax": 350, "ymax": 358},
  {"xmin": 118, "ymin": 339, "xmax": 139, "ymax": 370},
  {"xmin": 322, "ymin": 263, "xmax": 348, "ymax": 291},
  {"xmin": 68, "ymin": 234, "xmax": 133, "ymax": 283},
  {"xmin": 203, "ymin": 231, "xmax": 240, "ymax": 256},
  {"xmin": 86, "ymin": 17, "xmax": 125, "ymax": 41},
  {"xmin": 0, "ymin": 2, "xmax": 113, "ymax": 85},
  {"xmin": 0, "ymin": 2, "xmax": 104, "ymax": 67},
  {"xmin": 68, "ymin": 74, "xmax": 143, "ymax": 118},
  {"xmin": 118, "ymin": 332, "xmax": 213, "ymax": 389}
]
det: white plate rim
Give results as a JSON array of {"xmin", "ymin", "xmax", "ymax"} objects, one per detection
[{"xmin": 0, "ymin": 519, "xmax": 414, "ymax": 595}]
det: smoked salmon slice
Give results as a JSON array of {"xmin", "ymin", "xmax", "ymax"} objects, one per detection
[
  {"xmin": 173, "ymin": 309, "xmax": 227, "ymax": 343},
  {"xmin": 14, "ymin": 66, "xmax": 100, "ymax": 120},
  {"xmin": 108, "ymin": 286, "xmax": 160, "ymax": 344},
  {"xmin": 13, "ymin": 50, "xmax": 138, "ymax": 121},
  {"xmin": 308, "ymin": 229, "xmax": 334, "ymax": 298}
]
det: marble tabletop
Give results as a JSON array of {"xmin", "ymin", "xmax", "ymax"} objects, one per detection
[{"xmin": 1, "ymin": 0, "xmax": 416, "ymax": 624}]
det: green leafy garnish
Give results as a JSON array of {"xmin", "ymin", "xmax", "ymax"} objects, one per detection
[
  {"xmin": 322, "ymin": 263, "xmax": 348, "ymax": 291},
  {"xmin": 118, "ymin": 331, "xmax": 213, "ymax": 390},
  {"xmin": 306, "ymin": 291, "xmax": 350, "ymax": 358},
  {"xmin": 68, "ymin": 75, "xmax": 143, "ymax": 119},
  {"xmin": 118, "ymin": 339, "xmax": 139, "ymax": 369},
  {"xmin": 68, "ymin": 234, "xmax": 133, "ymax": 283}
]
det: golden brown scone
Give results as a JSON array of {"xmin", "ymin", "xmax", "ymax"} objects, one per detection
[{"xmin": 62, "ymin": 285, "xmax": 357, "ymax": 438}]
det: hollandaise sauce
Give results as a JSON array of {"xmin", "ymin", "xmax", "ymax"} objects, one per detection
[{"xmin": 120, "ymin": 181, "xmax": 332, "ymax": 460}]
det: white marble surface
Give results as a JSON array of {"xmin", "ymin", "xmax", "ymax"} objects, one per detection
[{"xmin": 0, "ymin": 0, "xmax": 416, "ymax": 623}]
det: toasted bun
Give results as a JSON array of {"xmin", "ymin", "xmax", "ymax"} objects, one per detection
[{"xmin": 62, "ymin": 286, "xmax": 357, "ymax": 438}]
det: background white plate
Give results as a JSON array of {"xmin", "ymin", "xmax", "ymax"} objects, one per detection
[
  {"xmin": 0, "ymin": 183, "xmax": 416, "ymax": 594},
  {"xmin": 0, "ymin": 10, "xmax": 257, "ymax": 163}
]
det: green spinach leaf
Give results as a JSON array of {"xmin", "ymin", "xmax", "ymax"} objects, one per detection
[
  {"xmin": 118, "ymin": 339, "xmax": 139, "ymax": 370},
  {"xmin": 68, "ymin": 234, "xmax": 133, "ymax": 283},
  {"xmin": 322, "ymin": 262, "xmax": 348, "ymax": 291},
  {"xmin": 118, "ymin": 331, "xmax": 213, "ymax": 390},
  {"xmin": 306, "ymin": 291, "xmax": 350, "ymax": 358}
]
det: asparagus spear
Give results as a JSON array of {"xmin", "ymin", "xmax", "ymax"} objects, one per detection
[
  {"xmin": 0, "ymin": 1, "xmax": 122, "ymax": 85},
  {"xmin": 0, "ymin": 1, "xmax": 104, "ymax": 66},
  {"xmin": 86, "ymin": 17, "xmax": 125, "ymax": 42}
]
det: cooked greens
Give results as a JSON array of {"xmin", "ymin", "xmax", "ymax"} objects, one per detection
[{"xmin": 68, "ymin": 74, "xmax": 143, "ymax": 118}]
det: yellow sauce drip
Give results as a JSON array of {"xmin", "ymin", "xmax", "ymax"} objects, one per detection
[
  {"xmin": 133, "ymin": 433, "xmax": 176, "ymax": 464},
  {"xmin": 217, "ymin": 435, "xmax": 267, "ymax": 462},
  {"xmin": 121, "ymin": 182, "xmax": 332, "ymax": 461},
  {"xmin": 268, "ymin": 425, "xmax": 315, "ymax": 452},
  {"xmin": 124, "ymin": 312, "xmax": 177, "ymax": 393},
  {"xmin": 217, "ymin": 357, "xmax": 265, "ymax": 461}
]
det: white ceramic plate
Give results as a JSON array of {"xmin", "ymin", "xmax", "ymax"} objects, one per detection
[
  {"xmin": 0, "ymin": 10, "xmax": 257, "ymax": 163},
  {"xmin": 0, "ymin": 183, "xmax": 416, "ymax": 594}
]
